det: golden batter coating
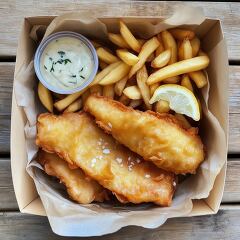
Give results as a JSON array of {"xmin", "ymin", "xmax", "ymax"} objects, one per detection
[
  {"xmin": 38, "ymin": 150, "xmax": 109, "ymax": 204},
  {"xmin": 84, "ymin": 95, "xmax": 205, "ymax": 174},
  {"xmin": 36, "ymin": 112, "xmax": 176, "ymax": 206}
]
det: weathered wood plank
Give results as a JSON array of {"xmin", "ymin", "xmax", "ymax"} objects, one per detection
[
  {"xmin": 0, "ymin": 1, "xmax": 239, "ymax": 60},
  {"xmin": 0, "ymin": 63, "xmax": 13, "ymax": 152},
  {"xmin": 229, "ymin": 114, "xmax": 240, "ymax": 153},
  {"xmin": 0, "ymin": 63, "xmax": 13, "ymax": 116},
  {"xmin": 0, "ymin": 115, "xmax": 10, "ymax": 153},
  {"xmin": 223, "ymin": 161, "xmax": 240, "ymax": 203},
  {"xmin": 0, "ymin": 63, "xmax": 239, "ymax": 152},
  {"xmin": 0, "ymin": 158, "xmax": 239, "ymax": 211},
  {"xmin": 0, "ymin": 205, "xmax": 239, "ymax": 240},
  {"xmin": 229, "ymin": 66, "xmax": 240, "ymax": 114},
  {"xmin": 0, "ymin": 160, "xmax": 18, "ymax": 210}
]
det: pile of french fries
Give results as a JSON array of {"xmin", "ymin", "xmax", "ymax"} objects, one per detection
[{"xmin": 38, "ymin": 20, "xmax": 209, "ymax": 127}]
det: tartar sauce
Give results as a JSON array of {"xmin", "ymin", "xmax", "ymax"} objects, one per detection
[{"xmin": 40, "ymin": 37, "xmax": 94, "ymax": 90}]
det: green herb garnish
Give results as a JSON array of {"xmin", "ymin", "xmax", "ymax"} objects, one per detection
[
  {"xmin": 79, "ymin": 67, "xmax": 84, "ymax": 72},
  {"xmin": 49, "ymin": 57, "xmax": 53, "ymax": 61},
  {"xmin": 64, "ymin": 59, "xmax": 72, "ymax": 64},
  {"xmin": 44, "ymin": 65, "xmax": 47, "ymax": 70},
  {"xmin": 56, "ymin": 59, "xmax": 64, "ymax": 64},
  {"xmin": 50, "ymin": 63, "xmax": 54, "ymax": 72},
  {"xmin": 58, "ymin": 51, "xmax": 66, "ymax": 58},
  {"xmin": 71, "ymin": 74, "xmax": 76, "ymax": 78},
  {"xmin": 80, "ymin": 75, "xmax": 85, "ymax": 79}
]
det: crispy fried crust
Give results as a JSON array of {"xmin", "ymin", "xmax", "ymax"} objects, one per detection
[
  {"xmin": 84, "ymin": 95, "xmax": 205, "ymax": 174},
  {"xmin": 36, "ymin": 112, "xmax": 176, "ymax": 206},
  {"xmin": 38, "ymin": 150, "xmax": 109, "ymax": 204}
]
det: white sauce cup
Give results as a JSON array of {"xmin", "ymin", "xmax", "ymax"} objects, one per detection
[{"xmin": 34, "ymin": 31, "xmax": 98, "ymax": 94}]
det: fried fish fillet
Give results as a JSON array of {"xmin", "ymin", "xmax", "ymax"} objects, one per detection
[
  {"xmin": 84, "ymin": 95, "xmax": 205, "ymax": 174},
  {"xmin": 38, "ymin": 150, "xmax": 108, "ymax": 204},
  {"xmin": 36, "ymin": 112, "xmax": 176, "ymax": 206}
]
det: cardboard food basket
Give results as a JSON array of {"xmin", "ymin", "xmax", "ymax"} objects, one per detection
[{"xmin": 11, "ymin": 10, "xmax": 229, "ymax": 237}]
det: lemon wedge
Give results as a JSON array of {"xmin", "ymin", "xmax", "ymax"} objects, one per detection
[{"xmin": 149, "ymin": 84, "xmax": 200, "ymax": 121}]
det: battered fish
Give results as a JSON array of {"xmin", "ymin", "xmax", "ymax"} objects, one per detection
[
  {"xmin": 84, "ymin": 95, "xmax": 205, "ymax": 174},
  {"xmin": 38, "ymin": 150, "xmax": 108, "ymax": 204},
  {"xmin": 36, "ymin": 112, "xmax": 176, "ymax": 206}
]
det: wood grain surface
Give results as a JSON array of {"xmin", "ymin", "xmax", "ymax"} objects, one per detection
[
  {"xmin": 0, "ymin": 1, "xmax": 240, "ymax": 239},
  {"xmin": 0, "ymin": 206, "xmax": 239, "ymax": 239},
  {"xmin": 0, "ymin": 160, "xmax": 17, "ymax": 210},
  {"xmin": 0, "ymin": 1, "xmax": 239, "ymax": 60}
]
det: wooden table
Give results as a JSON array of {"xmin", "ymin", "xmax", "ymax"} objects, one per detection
[{"xmin": 0, "ymin": 1, "xmax": 239, "ymax": 239}]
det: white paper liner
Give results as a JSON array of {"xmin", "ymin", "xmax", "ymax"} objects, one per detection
[{"xmin": 13, "ymin": 6, "xmax": 227, "ymax": 237}]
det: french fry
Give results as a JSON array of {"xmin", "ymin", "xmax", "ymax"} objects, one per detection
[
  {"xmin": 123, "ymin": 85, "xmax": 142, "ymax": 100},
  {"xmin": 114, "ymin": 76, "xmax": 128, "ymax": 96},
  {"xmin": 150, "ymin": 83, "xmax": 160, "ymax": 96},
  {"xmin": 38, "ymin": 82, "xmax": 53, "ymax": 112},
  {"xmin": 81, "ymin": 89, "xmax": 90, "ymax": 105},
  {"xmin": 90, "ymin": 85, "xmax": 103, "ymax": 95},
  {"xmin": 91, "ymin": 61, "xmax": 121, "ymax": 86},
  {"xmin": 181, "ymin": 74, "xmax": 193, "ymax": 92},
  {"xmin": 182, "ymin": 39, "xmax": 193, "ymax": 59},
  {"xmin": 198, "ymin": 49, "xmax": 208, "ymax": 57},
  {"xmin": 54, "ymin": 88, "xmax": 87, "ymax": 111},
  {"xmin": 169, "ymin": 28, "xmax": 195, "ymax": 40},
  {"xmin": 103, "ymin": 84, "xmax": 115, "ymax": 99},
  {"xmin": 155, "ymin": 34, "xmax": 164, "ymax": 56},
  {"xmin": 138, "ymin": 39, "xmax": 146, "ymax": 46},
  {"xmin": 178, "ymin": 40, "xmax": 184, "ymax": 61},
  {"xmin": 189, "ymin": 71, "xmax": 207, "ymax": 88},
  {"xmin": 99, "ymin": 62, "xmax": 131, "ymax": 85},
  {"xmin": 90, "ymin": 40, "xmax": 102, "ymax": 49},
  {"xmin": 116, "ymin": 49, "xmax": 139, "ymax": 66},
  {"xmin": 161, "ymin": 30, "xmax": 177, "ymax": 64},
  {"xmin": 129, "ymin": 99, "xmax": 142, "ymax": 108},
  {"xmin": 146, "ymin": 52, "xmax": 155, "ymax": 62},
  {"xmin": 108, "ymin": 33, "xmax": 130, "ymax": 48},
  {"xmin": 129, "ymin": 37, "xmax": 160, "ymax": 78},
  {"xmin": 147, "ymin": 56, "xmax": 210, "ymax": 85},
  {"xmin": 96, "ymin": 47, "xmax": 119, "ymax": 64},
  {"xmin": 119, "ymin": 94, "xmax": 130, "ymax": 105},
  {"xmin": 120, "ymin": 21, "xmax": 142, "ymax": 52},
  {"xmin": 163, "ymin": 76, "xmax": 180, "ymax": 84},
  {"xmin": 155, "ymin": 100, "xmax": 170, "ymax": 113},
  {"xmin": 174, "ymin": 113, "xmax": 191, "ymax": 129},
  {"xmin": 151, "ymin": 49, "xmax": 171, "ymax": 68},
  {"xmin": 190, "ymin": 37, "xmax": 200, "ymax": 57},
  {"xmin": 136, "ymin": 65, "xmax": 151, "ymax": 110},
  {"xmin": 155, "ymin": 45, "xmax": 164, "ymax": 57},
  {"xmin": 64, "ymin": 98, "xmax": 83, "ymax": 113},
  {"xmin": 99, "ymin": 60, "xmax": 108, "ymax": 70}
]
